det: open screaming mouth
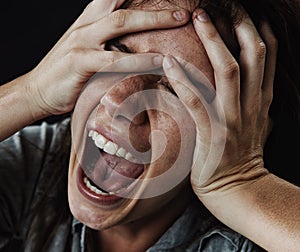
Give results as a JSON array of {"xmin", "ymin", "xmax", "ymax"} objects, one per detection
[{"xmin": 79, "ymin": 129, "xmax": 146, "ymax": 199}]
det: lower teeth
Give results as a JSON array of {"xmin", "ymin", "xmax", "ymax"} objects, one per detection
[{"xmin": 84, "ymin": 177, "xmax": 118, "ymax": 196}]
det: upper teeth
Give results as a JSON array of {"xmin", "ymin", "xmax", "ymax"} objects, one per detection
[{"xmin": 88, "ymin": 130, "xmax": 137, "ymax": 163}]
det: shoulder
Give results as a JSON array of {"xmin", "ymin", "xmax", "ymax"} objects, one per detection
[
  {"xmin": 188, "ymin": 202, "xmax": 266, "ymax": 252},
  {"xmin": 193, "ymin": 226, "xmax": 266, "ymax": 252},
  {"xmin": 0, "ymin": 117, "xmax": 70, "ymax": 159},
  {"xmin": 163, "ymin": 200, "xmax": 266, "ymax": 252},
  {"xmin": 0, "ymin": 118, "xmax": 71, "ymax": 250}
]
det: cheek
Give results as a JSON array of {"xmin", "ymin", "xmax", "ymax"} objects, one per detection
[
  {"xmin": 72, "ymin": 73, "xmax": 126, "ymax": 130},
  {"xmin": 154, "ymin": 119, "xmax": 180, "ymax": 172},
  {"xmin": 148, "ymin": 108, "xmax": 196, "ymax": 177},
  {"xmin": 71, "ymin": 74, "xmax": 125, "ymax": 158}
]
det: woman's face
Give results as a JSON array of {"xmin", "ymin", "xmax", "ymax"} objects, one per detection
[{"xmin": 68, "ymin": 0, "xmax": 214, "ymax": 230}]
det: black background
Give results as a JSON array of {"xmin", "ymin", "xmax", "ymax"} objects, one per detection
[
  {"xmin": 0, "ymin": 0, "xmax": 90, "ymax": 123},
  {"xmin": 0, "ymin": 0, "xmax": 89, "ymax": 85}
]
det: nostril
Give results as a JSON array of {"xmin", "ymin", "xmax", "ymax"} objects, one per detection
[
  {"xmin": 131, "ymin": 111, "xmax": 147, "ymax": 125},
  {"xmin": 100, "ymin": 75, "xmax": 150, "ymax": 124}
]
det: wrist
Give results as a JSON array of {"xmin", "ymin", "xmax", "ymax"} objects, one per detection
[
  {"xmin": 23, "ymin": 71, "xmax": 51, "ymax": 121},
  {"xmin": 193, "ymin": 157, "xmax": 267, "ymax": 194}
]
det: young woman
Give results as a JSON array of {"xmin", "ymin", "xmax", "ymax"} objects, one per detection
[{"xmin": 0, "ymin": 0, "xmax": 299, "ymax": 251}]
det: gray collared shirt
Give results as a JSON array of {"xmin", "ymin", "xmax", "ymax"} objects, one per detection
[
  {"xmin": 71, "ymin": 203, "xmax": 266, "ymax": 252},
  {"xmin": 0, "ymin": 119, "xmax": 266, "ymax": 251}
]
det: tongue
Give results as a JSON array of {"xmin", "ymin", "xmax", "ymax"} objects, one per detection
[{"xmin": 90, "ymin": 151, "xmax": 144, "ymax": 193}]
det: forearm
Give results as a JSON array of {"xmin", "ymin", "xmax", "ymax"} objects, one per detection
[
  {"xmin": 200, "ymin": 173, "xmax": 300, "ymax": 252},
  {"xmin": 0, "ymin": 73, "xmax": 49, "ymax": 141}
]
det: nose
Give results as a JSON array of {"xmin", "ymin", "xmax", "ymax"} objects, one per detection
[{"xmin": 100, "ymin": 76, "xmax": 148, "ymax": 125}]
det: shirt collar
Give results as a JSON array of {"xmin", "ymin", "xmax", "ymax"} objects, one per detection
[
  {"xmin": 71, "ymin": 218, "xmax": 86, "ymax": 252},
  {"xmin": 71, "ymin": 201, "xmax": 239, "ymax": 252}
]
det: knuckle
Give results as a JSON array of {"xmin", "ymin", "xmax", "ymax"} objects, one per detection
[
  {"xmin": 150, "ymin": 12, "xmax": 162, "ymax": 26},
  {"xmin": 220, "ymin": 60, "xmax": 240, "ymax": 80},
  {"xmin": 186, "ymin": 95, "xmax": 202, "ymax": 109},
  {"xmin": 84, "ymin": 1, "xmax": 93, "ymax": 12},
  {"xmin": 254, "ymin": 41, "xmax": 267, "ymax": 60},
  {"xmin": 68, "ymin": 29, "xmax": 81, "ymax": 44},
  {"xmin": 264, "ymin": 92, "xmax": 274, "ymax": 106},
  {"xmin": 65, "ymin": 48, "xmax": 82, "ymax": 65},
  {"xmin": 110, "ymin": 10, "xmax": 127, "ymax": 28},
  {"xmin": 103, "ymin": 52, "xmax": 116, "ymax": 66},
  {"xmin": 204, "ymin": 28, "xmax": 219, "ymax": 41}
]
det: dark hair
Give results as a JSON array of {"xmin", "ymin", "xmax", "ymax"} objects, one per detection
[{"xmin": 25, "ymin": 0, "xmax": 300, "ymax": 251}]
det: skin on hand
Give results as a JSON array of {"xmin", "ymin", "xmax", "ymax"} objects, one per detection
[
  {"xmin": 24, "ymin": 0, "xmax": 190, "ymax": 119},
  {"xmin": 163, "ymin": 8, "xmax": 276, "ymax": 197},
  {"xmin": 163, "ymin": 8, "xmax": 300, "ymax": 252}
]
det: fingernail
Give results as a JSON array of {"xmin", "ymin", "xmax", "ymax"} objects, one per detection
[
  {"xmin": 173, "ymin": 10, "xmax": 187, "ymax": 22},
  {"xmin": 195, "ymin": 9, "xmax": 209, "ymax": 22},
  {"xmin": 164, "ymin": 56, "xmax": 174, "ymax": 69},
  {"xmin": 153, "ymin": 55, "xmax": 163, "ymax": 66}
]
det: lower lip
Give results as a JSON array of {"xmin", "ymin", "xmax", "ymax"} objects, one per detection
[{"xmin": 76, "ymin": 166, "xmax": 124, "ymax": 206}]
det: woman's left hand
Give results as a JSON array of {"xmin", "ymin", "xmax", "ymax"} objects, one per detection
[{"xmin": 162, "ymin": 9, "xmax": 278, "ymax": 200}]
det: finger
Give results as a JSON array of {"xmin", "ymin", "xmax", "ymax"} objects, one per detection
[
  {"xmin": 175, "ymin": 57, "xmax": 216, "ymax": 103},
  {"xmin": 192, "ymin": 9, "xmax": 240, "ymax": 119},
  {"xmin": 73, "ymin": 0, "xmax": 125, "ymax": 30},
  {"xmin": 67, "ymin": 9, "xmax": 189, "ymax": 50},
  {"xmin": 259, "ymin": 22, "xmax": 277, "ymax": 107},
  {"xmin": 71, "ymin": 50, "xmax": 164, "ymax": 74},
  {"xmin": 162, "ymin": 55, "xmax": 210, "ymax": 129},
  {"xmin": 56, "ymin": 0, "xmax": 125, "ymax": 47},
  {"xmin": 234, "ymin": 14, "xmax": 266, "ymax": 110},
  {"xmin": 94, "ymin": 9, "xmax": 190, "ymax": 44}
]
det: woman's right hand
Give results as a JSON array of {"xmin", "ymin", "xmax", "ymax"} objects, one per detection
[{"xmin": 24, "ymin": 0, "xmax": 189, "ymax": 119}]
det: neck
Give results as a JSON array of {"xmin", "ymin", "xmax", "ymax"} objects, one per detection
[{"xmin": 96, "ymin": 186, "xmax": 194, "ymax": 252}]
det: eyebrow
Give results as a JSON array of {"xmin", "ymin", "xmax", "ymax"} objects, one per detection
[
  {"xmin": 120, "ymin": 0, "xmax": 175, "ymax": 9},
  {"xmin": 120, "ymin": 0, "xmax": 146, "ymax": 8},
  {"xmin": 120, "ymin": 0, "xmax": 139, "ymax": 8}
]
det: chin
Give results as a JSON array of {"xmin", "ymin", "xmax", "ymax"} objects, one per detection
[{"xmin": 67, "ymin": 154, "xmax": 140, "ymax": 230}]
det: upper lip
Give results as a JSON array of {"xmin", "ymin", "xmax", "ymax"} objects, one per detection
[{"xmin": 86, "ymin": 121, "xmax": 149, "ymax": 164}]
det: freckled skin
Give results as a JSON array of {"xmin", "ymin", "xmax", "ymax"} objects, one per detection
[
  {"xmin": 68, "ymin": 0, "xmax": 215, "ymax": 249},
  {"xmin": 120, "ymin": 24, "xmax": 214, "ymax": 84}
]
